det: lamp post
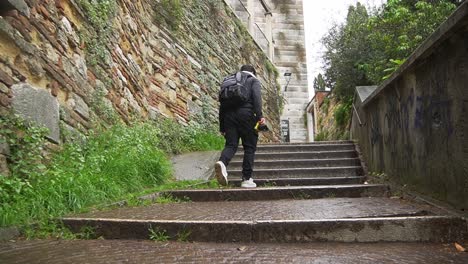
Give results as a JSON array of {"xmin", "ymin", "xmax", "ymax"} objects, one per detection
[
  {"xmin": 284, "ymin": 72, "xmax": 292, "ymax": 92},
  {"xmin": 280, "ymin": 71, "xmax": 292, "ymax": 143}
]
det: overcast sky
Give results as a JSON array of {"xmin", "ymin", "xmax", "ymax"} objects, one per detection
[{"xmin": 303, "ymin": 0, "xmax": 386, "ymax": 97}]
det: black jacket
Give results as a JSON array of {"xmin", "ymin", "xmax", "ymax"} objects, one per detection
[{"xmin": 219, "ymin": 72, "xmax": 263, "ymax": 133}]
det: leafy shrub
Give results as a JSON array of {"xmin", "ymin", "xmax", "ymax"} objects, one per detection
[{"xmin": 334, "ymin": 101, "xmax": 352, "ymax": 128}]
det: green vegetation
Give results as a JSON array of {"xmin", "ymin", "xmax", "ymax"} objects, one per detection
[
  {"xmin": 313, "ymin": 73, "xmax": 326, "ymax": 91},
  {"xmin": 314, "ymin": 131, "xmax": 329, "ymax": 142},
  {"xmin": 321, "ymin": 0, "xmax": 456, "ymax": 100},
  {"xmin": 153, "ymin": 0, "xmax": 183, "ymax": 31},
  {"xmin": 0, "ymin": 114, "xmax": 224, "ymax": 231},
  {"xmin": 316, "ymin": 0, "xmax": 456, "ymax": 140},
  {"xmin": 322, "ymin": 97, "xmax": 330, "ymax": 114},
  {"xmin": 176, "ymin": 228, "xmax": 191, "ymax": 242},
  {"xmin": 149, "ymin": 226, "xmax": 169, "ymax": 242},
  {"xmin": 154, "ymin": 193, "xmax": 190, "ymax": 204},
  {"xmin": 265, "ymin": 59, "xmax": 279, "ymax": 79},
  {"xmin": 333, "ymin": 99, "xmax": 352, "ymax": 127},
  {"xmin": 89, "ymin": 86, "xmax": 120, "ymax": 125},
  {"xmin": 78, "ymin": 0, "xmax": 117, "ymax": 66}
]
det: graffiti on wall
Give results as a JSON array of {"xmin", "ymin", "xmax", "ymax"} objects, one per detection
[{"xmin": 414, "ymin": 95, "xmax": 453, "ymax": 137}]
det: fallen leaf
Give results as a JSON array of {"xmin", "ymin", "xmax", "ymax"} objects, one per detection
[
  {"xmin": 237, "ymin": 246, "xmax": 247, "ymax": 251},
  {"xmin": 455, "ymin": 242, "xmax": 466, "ymax": 252}
]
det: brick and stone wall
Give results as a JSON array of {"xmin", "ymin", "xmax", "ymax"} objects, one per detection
[
  {"xmin": 0, "ymin": 0, "xmax": 282, "ymax": 172},
  {"xmin": 351, "ymin": 3, "xmax": 468, "ymax": 210}
]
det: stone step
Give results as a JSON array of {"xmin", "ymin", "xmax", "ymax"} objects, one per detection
[
  {"xmin": 160, "ymin": 184, "xmax": 388, "ymax": 201},
  {"xmin": 227, "ymin": 176, "xmax": 366, "ymax": 187},
  {"xmin": 4, "ymin": 240, "xmax": 468, "ymax": 263},
  {"xmin": 259, "ymin": 141, "xmax": 354, "ymax": 145},
  {"xmin": 228, "ymin": 158, "xmax": 361, "ymax": 169},
  {"xmin": 62, "ymin": 198, "xmax": 467, "ymax": 243},
  {"xmin": 227, "ymin": 167, "xmax": 364, "ymax": 178},
  {"xmin": 232, "ymin": 150, "xmax": 358, "ymax": 161},
  {"xmin": 239, "ymin": 143, "xmax": 356, "ymax": 153}
]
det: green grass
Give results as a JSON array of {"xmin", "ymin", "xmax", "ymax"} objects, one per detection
[
  {"xmin": 0, "ymin": 117, "xmax": 224, "ymax": 234},
  {"xmin": 148, "ymin": 226, "xmax": 169, "ymax": 242}
]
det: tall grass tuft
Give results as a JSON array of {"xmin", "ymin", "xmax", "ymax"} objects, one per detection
[{"xmin": 0, "ymin": 118, "xmax": 224, "ymax": 229}]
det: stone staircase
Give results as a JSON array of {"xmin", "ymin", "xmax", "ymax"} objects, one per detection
[{"xmin": 62, "ymin": 141, "xmax": 467, "ymax": 243}]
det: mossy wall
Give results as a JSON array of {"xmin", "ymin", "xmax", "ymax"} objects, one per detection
[{"xmin": 0, "ymin": 0, "xmax": 281, "ymax": 143}]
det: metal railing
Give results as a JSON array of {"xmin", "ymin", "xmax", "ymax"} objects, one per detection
[{"xmin": 352, "ymin": 104, "xmax": 365, "ymax": 126}]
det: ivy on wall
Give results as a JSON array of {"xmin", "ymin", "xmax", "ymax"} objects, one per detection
[
  {"xmin": 78, "ymin": 0, "xmax": 117, "ymax": 66},
  {"xmin": 153, "ymin": 0, "xmax": 183, "ymax": 31}
]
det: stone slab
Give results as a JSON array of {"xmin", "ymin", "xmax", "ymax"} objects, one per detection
[
  {"xmin": 67, "ymin": 197, "xmax": 436, "ymax": 222},
  {"xmin": 227, "ymin": 166, "xmax": 364, "ymax": 178},
  {"xmin": 61, "ymin": 215, "xmax": 467, "ymax": 243},
  {"xmin": 2, "ymin": 240, "xmax": 468, "ymax": 264},
  {"xmin": 246, "ymin": 143, "xmax": 356, "ymax": 153},
  {"xmin": 171, "ymin": 151, "xmax": 220, "ymax": 181},
  {"xmin": 232, "ymin": 150, "xmax": 358, "ymax": 161},
  {"xmin": 11, "ymin": 83, "xmax": 60, "ymax": 143},
  {"xmin": 0, "ymin": 227, "xmax": 19, "ymax": 242},
  {"xmin": 227, "ymin": 176, "xmax": 366, "ymax": 187},
  {"xmin": 163, "ymin": 184, "xmax": 387, "ymax": 201},
  {"xmin": 228, "ymin": 158, "xmax": 361, "ymax": 169}
]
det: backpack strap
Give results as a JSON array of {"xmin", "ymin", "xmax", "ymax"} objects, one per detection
[{"xmin": 235, "ymin": 72, "xmax": 242, "ymax": 82}]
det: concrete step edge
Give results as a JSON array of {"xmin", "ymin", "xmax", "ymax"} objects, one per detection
[
  {"xmin": 234, "ymin": 150, "xmax": 358, "ymax": 156},
  {"xmin": 61, "ymin": 215, "xmax": 467, "ymax": 243},
  {"xmin": 230, "ymin": 158, "xmax": 361, "ymax": 163},
  {"xmin": 226, "ymin": 177, "xmax": 366, "ymax": 187},
  {"xmin": 163, "ymin": 184, "xmax": 389, "ymax": 201},
  {"xmin": 227, "ymin": 166, "xmax": 363, "ymax": 172}
]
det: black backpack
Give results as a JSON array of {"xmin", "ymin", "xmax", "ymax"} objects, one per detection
[{"xmin": 219, "ymin": 72, "xmax": 250, "ymax": 108}]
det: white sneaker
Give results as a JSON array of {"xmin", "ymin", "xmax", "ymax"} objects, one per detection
[
  {"xmin": 215, "ymin": 161, "xmax": 228, "ymax": 186},
  {"xmin": 241, "ymin": 178, "xmax": 257, "ymax": 188}
]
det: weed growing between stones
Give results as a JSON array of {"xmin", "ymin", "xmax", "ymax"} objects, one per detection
[
  {"xmin": 148, "ymin": 226, "xmax": 170, "ymax": 242},
  {"xmin": 0, "ymin": 116, "xmax": 223, "ymax": 232},
  {"xmin": 155, "ymin": 193, "xmax": 191, "ymax": 204},
  {"xmin": 177, "ymin": 228, "xmax": 191, "ymax": 242},
  {"xmin": 76, "ymin": 225, "xmax": 98, "ymax": 239},
  {"xmin": 78, "ymin": 0, "xmax": 117, "ymax": 66}
]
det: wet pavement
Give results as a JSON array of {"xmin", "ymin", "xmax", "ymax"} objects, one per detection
[{"xmin": 1, "ymin": 240, "xmax": 467, "ymax": 264}]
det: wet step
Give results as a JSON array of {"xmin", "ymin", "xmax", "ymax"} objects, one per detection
[
  {"xmin": 228, "ymin": 158, "xmax": 361, "ymax": 170},
  {"xmin": 157, "ymin": 184, "xmax": 388, "ymax": 201},
  {"xmin": 227, "ymin": 167, "xmax": 364, "ymax": 178},
  {"xmin": 232, "ymin": 150, "xmax": 358, "ymax": 161},
  {"xmin": 4, "ymin": 240, "xmax": 468, "ymax": 264},
  {"xmin": 239, "ymin": 143, "xmax": 356, "ymax": 153},
  {"xmin": 62, "ymin": 198, "xmax": 467, "ymax": 243},
  {"xmin": 227, "ymin": 176, "xmax": 366, "ymax": 187},
  {"xmin": 258, "ymin": 140, "xmax": 354, "ymax": 145}
]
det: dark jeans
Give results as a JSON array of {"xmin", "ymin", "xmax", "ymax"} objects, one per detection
[{"xmin": 219, "ymin": 108, "xmax": 258, "ymax": 180}]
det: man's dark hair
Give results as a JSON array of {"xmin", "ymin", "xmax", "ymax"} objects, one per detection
[{"xmin": 240, "ymin": 65, "xmax": 256, "ymax": 76}]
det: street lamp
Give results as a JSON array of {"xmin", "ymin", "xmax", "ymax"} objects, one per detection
[{"xmin": 284, "ymin": 72, "xmax": 292, "ymax": 92}]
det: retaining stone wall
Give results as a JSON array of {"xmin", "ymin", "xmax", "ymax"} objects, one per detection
[{"xmin": 0, "ymin": 0, "xmax": 282, "ymax": 172}]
